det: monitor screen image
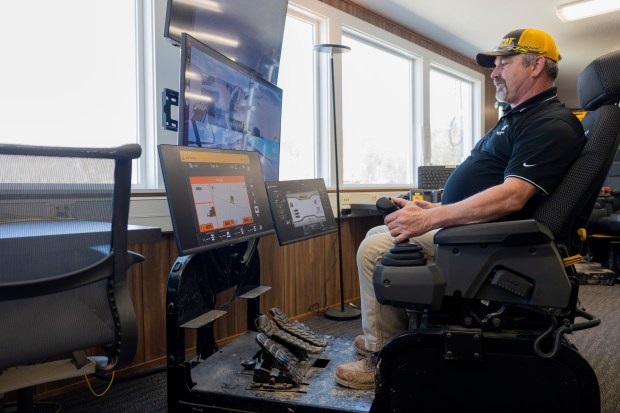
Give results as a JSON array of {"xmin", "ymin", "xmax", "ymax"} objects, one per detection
[
  {"xmin": 179, "ymin": 33, "xmax": 283, "ymax": 182},
  {"xmin": 159, "ymin": 144, "xmax": 274, "ymax": 256},
  {"xmin": 164, "ymin": 0, "xmax": 288, "ymax": 85},
  {"xmin": 265, "ymin": 179, "xmax": 337, "ymax": 246}
]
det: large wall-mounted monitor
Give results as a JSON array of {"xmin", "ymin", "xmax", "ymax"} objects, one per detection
[
  {"xmin": 265, "ymin": 179, "xmax": 337, "ymax": 246},
  {"xmin": 179, "ymin": 33, "xmax": 282, "ymax": 182},
  {"xmin": 158, "ymin": 144, "xmax": 274, "ymax": 256},
  {"xmin": 164, "ymin": 0, "xmax": 288, "ymax": 84}
]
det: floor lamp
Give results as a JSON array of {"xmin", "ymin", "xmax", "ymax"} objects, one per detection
[{"xmin": 314, "ymin": 43, "xmax": 361, "ymax": 321}]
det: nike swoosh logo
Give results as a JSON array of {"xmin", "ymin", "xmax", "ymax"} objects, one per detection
[{"xmin": 523, "ymin": 162, "xmax": 536, "ymax": 167}]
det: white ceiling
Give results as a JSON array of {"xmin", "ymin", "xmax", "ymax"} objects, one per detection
[{"xmin": 347, "ymin": 0, "xmax": 620, "ymax": 109}]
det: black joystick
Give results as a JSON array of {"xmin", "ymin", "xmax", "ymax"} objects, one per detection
[
  {"xmin": 375, "ymin": 196, "xmax": 427, "ymax": 266},
  {"xmin": 375, "ymin": 196, "xmax": 400, "ymax": 216}
]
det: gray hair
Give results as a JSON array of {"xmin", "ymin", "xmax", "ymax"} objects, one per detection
[{"xmin": 521, "ymin": 53, "xmax": 560, "ymax": 80}]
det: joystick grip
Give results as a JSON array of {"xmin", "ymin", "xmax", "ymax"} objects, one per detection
[{"xmin": 376, "ymin": 196, "xmax": 399, "ymax": 216}]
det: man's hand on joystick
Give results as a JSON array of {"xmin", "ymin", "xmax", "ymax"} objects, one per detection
[
  {"xmin": 375, "ymin": 196, "xmax": 400, "ymax": 216},
  {"xmin": 375, "ymin": 196, "xmax": 427, "ymax": 265},
  {"xmin": 375, "ymin": 196, "xmax": 407, "ymax": 245}
]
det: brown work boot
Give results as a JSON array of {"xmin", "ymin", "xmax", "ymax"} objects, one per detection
[
  {"xmin": 334, "ymin": 352, "xmax": 378, "ymax": 390},
  {"xmin": 352, "ymin": 334, "xmax": 372, "ymax": 357}
]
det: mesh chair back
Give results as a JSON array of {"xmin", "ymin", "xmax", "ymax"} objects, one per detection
[
  {"xmin": 0, "ymin": 144, "xmax": 141, "ymax": 371},
  {"xmin": 533, "ymin": 50, "xmax": 620, "ymax": 255}
]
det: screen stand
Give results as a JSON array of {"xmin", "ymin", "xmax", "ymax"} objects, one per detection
[
  {"xmin": 315, "ymin": 43, "xmax": 360, "ymax": 322},
  {"xmin": 236, "ymin": 239, "xmax": 272, "ymax": 331},
  {"xmin": 166, "ymin": 239, "xmax": 273, "ymax": 410}
]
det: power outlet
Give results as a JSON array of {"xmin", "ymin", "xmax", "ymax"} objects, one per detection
[
  {"xmin": 341, "ymin": 194, "xmax": 351, "ymax": 204},
  {"xmin": 48, "ymin": 202, "xmax": 74, "ymax": 219}
]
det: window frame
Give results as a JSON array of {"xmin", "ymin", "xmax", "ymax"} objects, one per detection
[
  {"xmin": 338, "ymin": 28, "xmax": 421, "ymax": 188},
  {"xmin": 277, "ymin": 6, "xmax": 325, "ymax": 181},
  {"xmin": 427, "ymin": 63, "xmax": 480, "ymax": 167}
]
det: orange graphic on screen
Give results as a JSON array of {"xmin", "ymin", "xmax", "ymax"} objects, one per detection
[{"xmin": 189, "ymin": 175, "xmax": 254, "ymax": 232}]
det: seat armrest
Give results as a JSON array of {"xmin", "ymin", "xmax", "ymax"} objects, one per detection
[{"xmin": 434, "ymin": 219, "xmax": 554, "ymax": 246}]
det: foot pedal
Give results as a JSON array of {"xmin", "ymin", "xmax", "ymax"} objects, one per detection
[
  {"xmin": 256, "ymin": 314, "xmax": 323, "ymax": 354},
  {"xmin": 269, "ymin": 308, "xmax": 328, "ymax": 347},
  {"xmin": 254, "ymin": 333, "xmax": 304, "ymax": 385}
]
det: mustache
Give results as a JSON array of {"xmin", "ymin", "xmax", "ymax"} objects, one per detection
[{"xmin": 494, "ymin": 79, "xmax": 506, "ymax": 88}]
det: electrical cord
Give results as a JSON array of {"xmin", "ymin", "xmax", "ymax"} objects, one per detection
[
  {"xmin": 570, "ymin": 308, "xmax": 601, "ymax": 332},
  {"xmin": 85, "ymin": 370, "xmax": 115, "ymax": 397},
  {"xmin": 533, "ymin": 316, "xmax": 564, "ymax": 359}
]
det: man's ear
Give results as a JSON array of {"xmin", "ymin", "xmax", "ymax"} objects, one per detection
[{"xmin": 531, "ymin": 56, "xmax": 546, "ymax": 78}]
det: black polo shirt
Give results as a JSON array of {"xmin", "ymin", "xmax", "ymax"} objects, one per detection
[{"xmin": 441, "ymin": 87, "xmax": 585, "ymax": 221}]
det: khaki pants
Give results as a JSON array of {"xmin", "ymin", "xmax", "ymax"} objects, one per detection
[{"xmin": 357, "ymin": 225, "xmax": 437, "ymax": 352}]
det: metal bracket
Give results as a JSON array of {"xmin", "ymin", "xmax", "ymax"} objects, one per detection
[
  {"xmin": 443, "ymin": 328, "xmax": 483, "ymax": 360},
  {"xmin": 162, "ymin": 88, "xmax": 179, "ymax": 132}
]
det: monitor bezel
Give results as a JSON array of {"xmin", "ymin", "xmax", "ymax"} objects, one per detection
[
  {"xmin": 163, "ymin": 0, "xmax": 288, "ymax": 84},
  {"xmin": 265, "ymin": 178, "xmax": 337, "ymax": 246},
  {"xmin": 158, "ymin": 144, "xmax": 275, "ymax": 256},
  {"xmin": 178, "ymin": 32, "xmax": 283, "ymax": 182}
]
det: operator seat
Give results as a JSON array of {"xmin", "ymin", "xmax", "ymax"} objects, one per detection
[{"xmin": 370, "ymin": 49, "xmax": 620, "ymax": 413}]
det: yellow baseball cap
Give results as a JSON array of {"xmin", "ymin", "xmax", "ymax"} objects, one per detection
[{"xmin": 476, "ymin": 28, "xmax": 560, "ymax": 68}]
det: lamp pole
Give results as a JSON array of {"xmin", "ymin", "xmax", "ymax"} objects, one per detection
[{"xmin": 314, "ymin": 43, "xmax": 360, "ymax": 321}]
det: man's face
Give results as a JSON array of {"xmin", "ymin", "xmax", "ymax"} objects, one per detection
[{"xmin": 491, "ymin": 54, "xmax": 533, "ymax": 107}]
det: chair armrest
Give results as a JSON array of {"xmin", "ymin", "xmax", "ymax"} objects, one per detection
[
  {"xmin": 128, "ymin": 250, "xmax": 145, "ymax": 266},
  {"xmin": 0, "ymin": 253, "xmax": 115, "ymax": 301},
  {"xmin": 434, "ymin": 219, "xmax": 554, "ymax": 246}
]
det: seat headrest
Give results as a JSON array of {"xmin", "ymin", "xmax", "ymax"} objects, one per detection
[{"xmin": 578, "ymin": 49, "xmax": 620, "ymax": 111}]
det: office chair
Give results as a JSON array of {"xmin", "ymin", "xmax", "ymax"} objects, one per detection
[
  {"xmin": 371, "ymin": 49, "xmax": 620, "ymax": 413},
  {"xmin": 0, "ymin": 144, "xmax": 143, "ymax": 411}
]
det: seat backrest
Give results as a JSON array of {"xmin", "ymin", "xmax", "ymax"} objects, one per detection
[
  {"xmin": 533, "ymin": 50, "xmax": 620, "ymax": 256},
  {"xmin": 0, "ymin": 144, "xmax": 141, "ymax": 371}
]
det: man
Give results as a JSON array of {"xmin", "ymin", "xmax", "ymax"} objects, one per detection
[{"xmin": 335, "ymin": 28, "xmax": 586, "ymax": 390}]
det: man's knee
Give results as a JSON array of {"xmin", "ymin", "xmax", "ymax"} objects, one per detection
[
  {"xmin": 357, "ymin": 230, "xmax": 393, "ymax": 267},
  {"xmin": 365, "ymin": 224, "xmax": 389, "ymax": 238}
]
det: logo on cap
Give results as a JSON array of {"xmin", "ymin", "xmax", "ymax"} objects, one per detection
[{"xmin": 499, "ymin": 37, "xmax": 516, "ymax": 48}]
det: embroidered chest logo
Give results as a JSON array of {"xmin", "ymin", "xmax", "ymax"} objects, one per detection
[{"xmin": 496, "ymin": 125, "xmax": 509, "ymax": 135}]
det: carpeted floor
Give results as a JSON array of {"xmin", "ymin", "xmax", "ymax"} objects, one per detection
[
  {"xmin": 566, "ymin": 284, "xmax": 620, "ymax": 413},
  {"xmin": 3, "ymin": 285, "xmax": 619, "ymax": 413}
]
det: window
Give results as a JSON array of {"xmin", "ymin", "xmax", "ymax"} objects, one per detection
[
  {"xmin": 341, "ymin": 33, "xmax": 414, "ymax": 185},
  {"xmin": 278, "ymin": 13, "xmax": 318, "ymax": 181},
  {"xmin": 429, "ymin": 67, "xmax": 474, "ymax": 165},
  {"xmin": 0, "ymin": 1, "xmax": 140, "ymax": 184},
  {"xmin": 0, "ymin": 1, "xmax": 138, "ymax": 149}
]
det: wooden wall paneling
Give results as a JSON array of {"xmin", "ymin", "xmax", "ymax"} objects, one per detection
[
  {"xmin": 292, "ymin": 236, "xmax": 324, "ymax": 314},
  {"xmin": 320, "ymin": 232, "xmax": 340, "ymax": 310},
  {"xmin": 318, "ymin": 232, "xmax": 338, "ymax": 311},
  {"xmin": 341, "ymin": 219, "xmax": 359, "ymax": 302},
  {"xmin": 341, "ymin": 216, "xmax": 383, "ymax": 303},
  {"xmin": 141, "ymin": 235, "xmax": 174, "ymax": 362},
  {"xmin": 258, "ymin": 234, "xmax": 288, "ymax": 314}
]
